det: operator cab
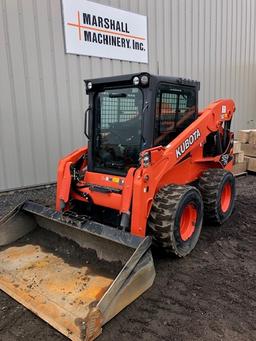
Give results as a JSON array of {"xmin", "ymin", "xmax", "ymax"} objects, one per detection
[{"xmin": 85, "ymin": 73, "xmax": 200, "ymax": 176}]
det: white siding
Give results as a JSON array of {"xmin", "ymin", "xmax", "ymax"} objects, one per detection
[{"xmin": 0, "ymin": 0, "xmax": 256, "ymax": 190}]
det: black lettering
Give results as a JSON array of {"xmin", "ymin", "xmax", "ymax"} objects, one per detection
[
  {"xmin": 121, "ymin": 38, "xmax": 126, "ymax": 47},
  {"xmin": 84, "ymin": 30, "xmax": 92, "ymax": 41},
  {"xmin": 132, "ymin": 40, "xmax": 145, "ymax": 51},
  {"xmin": 103, "ymin": 34, "xmax": 109, "ymax": 45},
  {"xmin": 116, "ymin": 21, "xmax": 121, "ymax": 32},
  {"xmin": 110, "ymin": 19, "xmax": 115, "ymax": 30},
  {"xmin": 125, "ymin": 23, "xmax": 129, "ymax": 33},
  {"xmin": 111, "ymin": 35, "xmax": 117, "ymax": 46},
  {"xmin": 98, "ymin": 16, "xmax": 103, "ymax": 28},
  {"xmin": 104, "ymin": 17, "xmax": 109, "ymax": 29},
  {"xmin": 92, "ymin": 15, "xmax": 98, "ymax": 26},
  {"xmin": 133, "ymin": 40, "xmax": 139, "ymax": 49},
  {"xmin": 109, "ymin": 36, "xmax": 116, "ymax": 46},
  {"xmin": 92, "ymin": 32, "xmax": 98, "ymax": 43},
  {"xmin": 83, "ymin": 13, "xmax": 91, "ymax": 25},
  {"xmin": 98, "ymin": 33, "xmax": 102, "ymax": 44},
  {"xmin": 83, "ymin": 30, "xmax": 133, "ymax": 49}
]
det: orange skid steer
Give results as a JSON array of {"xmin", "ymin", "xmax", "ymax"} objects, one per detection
[{"xmin": 0, "ymin": 73, "xmax": 236, "ymax": 340}]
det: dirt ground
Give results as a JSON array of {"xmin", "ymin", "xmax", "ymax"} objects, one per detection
[{"xmin": 0, "ymin": 175, "xmax": 255, "ymax": 341}]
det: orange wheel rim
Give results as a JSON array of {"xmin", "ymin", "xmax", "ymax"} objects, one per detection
[
  {"xmin": 179, "ymin": 203, "xmax": 197, "ymax": 241},
  {"xmin": 221, "ymin": 182, "xmax": 232, "ymax": 213}
]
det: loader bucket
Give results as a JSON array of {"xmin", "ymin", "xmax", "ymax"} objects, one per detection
[{"xmin": 0, "ymin": 201, "xmax": 155, "ymax": 341}]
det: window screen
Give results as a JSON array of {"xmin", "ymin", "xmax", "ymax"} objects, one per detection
[
  {"xmin": 99, "ymin": 88, "xmax": 142, "ymax": 129},
  {"xmin": 154, "ymin": 84, "xmax": 196, "ymax": 146}
]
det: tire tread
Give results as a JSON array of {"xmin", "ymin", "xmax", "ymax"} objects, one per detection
[
  {"xmin": 148, "ymin": 185, "xmax": 200, "ymax": 257},
  {"xmin": 198, "ymin": 168, "xmax": 235, "ymax": 224}
]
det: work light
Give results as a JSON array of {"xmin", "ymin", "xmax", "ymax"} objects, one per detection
[
  {"xmin": 133, "ymin": 76, "xmax": 140, "ymax": 85},
  {"xmin": 140, "ymin": 75, "xmax": 149, "ymax": 85}
]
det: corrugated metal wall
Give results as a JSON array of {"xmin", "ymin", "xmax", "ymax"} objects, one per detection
[{"xmin": 0, "ymin": 0, "xmax": 256, "ymax": 191}]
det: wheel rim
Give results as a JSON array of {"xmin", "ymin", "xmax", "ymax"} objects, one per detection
[
  {"xmin": 220, "ymin": 182, "xmax": 232, "ymax": 213},
  {"xmin": 179, "ymin": 203, "xmax": 197, "ymax": 241}
]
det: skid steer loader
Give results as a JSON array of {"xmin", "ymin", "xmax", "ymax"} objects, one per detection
[{"xmin": 0, "ymin": 73, "xmax": 236, "ymax": 341}]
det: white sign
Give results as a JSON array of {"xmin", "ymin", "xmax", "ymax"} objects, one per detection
[{"xmin": 62, "ymin": 0, "xmax": 148, "ymax": 63}]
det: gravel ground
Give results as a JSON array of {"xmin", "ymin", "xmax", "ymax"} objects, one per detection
[{"xmin": 0, "ymin": 175, "xmax": 255, "ymax": 341}]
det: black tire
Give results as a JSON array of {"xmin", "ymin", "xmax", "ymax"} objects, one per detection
[
  {"xmin": 198, "ymin": 169, "xmax": 236, "ymax": 224},
  {"xmin": 148, "ymin": 185, "xmax": 203, "ymax": 257}
]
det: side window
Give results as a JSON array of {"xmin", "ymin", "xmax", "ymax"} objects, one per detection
[
  {"xmin": 154, "ymin": 84, "xmax": 196, "ymax": 146},
  {"xmin": 176, "ymin": 93, "xmax": 196, "ymax": 129},
  {"xmin": 156, "ymin": 92, "xmax": 178, "ymax": 134}
]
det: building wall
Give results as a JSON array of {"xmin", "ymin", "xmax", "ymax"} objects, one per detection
[{"xmin": 0, "ymin": 0, "xmax": 256, "ymax": 191}]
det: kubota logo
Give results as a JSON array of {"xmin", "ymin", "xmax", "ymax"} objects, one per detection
[{"xmin": 176, "ymin": 129, "xmax": 201, "ymax": 159}]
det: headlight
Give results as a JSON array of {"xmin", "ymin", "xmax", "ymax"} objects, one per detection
[
  {"xmin": 133, "ymin": 76, "xmax": 140, "ymax": 86},
  {"xmin": 140, "ymin": 74, "xmax": 149, "ymax": 85},
  {"xmin": 141, "ymin": 152, "xmax": 151, "ymax": 167},
  {"xmin": 87, "ymin": 81, "xmax": 92, "ymax": 90}
]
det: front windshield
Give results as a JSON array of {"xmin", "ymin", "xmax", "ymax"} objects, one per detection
[{"xmin": 93, "ymin": 87, "xmax": 143, "ymax": 174}]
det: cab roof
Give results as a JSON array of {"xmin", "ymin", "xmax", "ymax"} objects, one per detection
[{"xmin": 85, "ymin": 72, "xmax": 200, "ymax": 93}]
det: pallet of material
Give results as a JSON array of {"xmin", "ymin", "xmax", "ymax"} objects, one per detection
[
  {"xmin": 232, "ymin": 161, "xmax": 247, "ymax": 176},
  {"xmin": 236, "ymin": 130, "xmax": 251, "ymax": 143},
  {"xmin": 248, "ymin": 130, "xmax": 256, "ymax": 144},
  {"xmin": 241, "ymin": 143, "xmax": 256, "ymax": 157},
  {"xmin": 236, "ymin": 129, "xmax": 256, "ymax": 144},
  {"xmin": 233, "ymin": 151, "xmax": 244, "ymax": 164},
  {"xmin": 246, "ymin": 157, "xmax": 256, "ymax": 173},
  {"xmin": 235, "ymin": 129, "xmax": 256, "ymax": 175}
]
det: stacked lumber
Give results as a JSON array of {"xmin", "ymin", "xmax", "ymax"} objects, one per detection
[
  {"xmin": 232, "ymin": 139, "xmax": 247, "ymax": 175},
  {"xmin": 233, "ymin": 129, "xmax": 256, "ymax": 175}
]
